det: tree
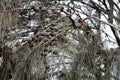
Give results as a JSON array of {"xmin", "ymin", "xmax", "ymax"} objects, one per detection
[{"xmin": 0, "ymin": 0, "xmax": 120, "ymax": 80}]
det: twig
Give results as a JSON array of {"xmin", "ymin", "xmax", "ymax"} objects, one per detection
[{"xmin": 88, "ymin": 16, "xmax": 120, "ymax": 32}]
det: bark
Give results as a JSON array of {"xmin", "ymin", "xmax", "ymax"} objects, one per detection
[{"xmin": 108, "ymin": 0, "xmax": 120, "ymax": 46}]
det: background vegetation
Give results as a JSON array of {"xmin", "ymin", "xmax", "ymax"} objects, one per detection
[{"xmin": 0, "ymin": 0, "xmax": 120, "ymax": 80}]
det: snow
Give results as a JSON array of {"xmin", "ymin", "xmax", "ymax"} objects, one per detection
[
  {"xmin": 100, "ymin": 64, "xmax": 105, "ymax": 69},
  {"xmin": 27, "ymin": 20, "xmax": 39, "ymax": 27},
  {"xmin": 51, "ymin": 75, "xmax": 58, "ymax": 80},
  {"xmin": 0, "ymin": 57, "xmax": 3, "ymax": 66},
  {"xmin": 9, "ymin": 29, "xmax": 28, "ymax": 35}
]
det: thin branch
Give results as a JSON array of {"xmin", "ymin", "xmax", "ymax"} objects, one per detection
[{"xmin": 89, "ymin": 16, "xmax": 120, "ymax": 32}]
